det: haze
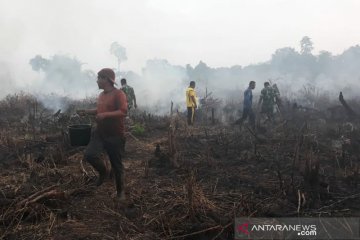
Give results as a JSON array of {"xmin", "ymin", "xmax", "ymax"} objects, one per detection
[{"xmin": 0, "ymin": 0, "xmax": 359, "ymax": 112}]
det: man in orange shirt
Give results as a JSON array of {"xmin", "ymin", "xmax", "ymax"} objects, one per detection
[{"xmin": 77, "ymin": 68, "xmax": 127, "ymax": 200}]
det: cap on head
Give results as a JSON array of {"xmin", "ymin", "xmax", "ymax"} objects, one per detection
[{"xmin": 98, "ymin": 68, "xmax": 116, "ymax": 85}]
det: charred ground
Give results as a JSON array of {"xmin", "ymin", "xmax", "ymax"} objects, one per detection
[{"xmin": 1, "ymin": 92, "xmax": 360, "ymax": 239}]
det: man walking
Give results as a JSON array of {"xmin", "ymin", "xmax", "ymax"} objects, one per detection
[
  {"xmin": 239, "ymin": 81, "xmax": 256, "ymax": 129},
  {"xmin": 186, "ymin": 81, "xmax": 197, "ymax": 125},
  {"xmin": 121, "ymin": 78, "xmax": 137, "ymax": 111},
  {"xmin": 77, "ymin": 68, "xmax": 128, "ymax": 200},
  {"xmin": 258, "ymin": 82, "xmax": 276, "ymax": 123}
]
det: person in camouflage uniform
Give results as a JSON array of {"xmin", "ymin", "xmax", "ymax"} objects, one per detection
[
  {"xmin": 272, "ymin": 83, "xmax": 282, "ymax": 108},
  {"xmin": 258, "ymin": 82, "xmax": 276, "ymax": 122},
  {"xmin": 120, "ymin": 78, "xmax": 137, "ymax": 110}
]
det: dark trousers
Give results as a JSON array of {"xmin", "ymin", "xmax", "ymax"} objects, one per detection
[
  {"xmin": 84, "ymin": 131, "xmax": 125, "ymax": 194},
  {"xmin": 240, "ymin": 107, "xmax": 255, "ymax": 129},
  {"xmin": 187, "ymin": 107, "xmax": 195, "ymax": 125}
]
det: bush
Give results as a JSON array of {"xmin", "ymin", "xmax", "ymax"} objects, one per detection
[{"xmin": 132, "ymin": 123, "xmax": 145, "ymax": 136}]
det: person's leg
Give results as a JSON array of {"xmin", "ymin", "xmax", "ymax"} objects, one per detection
[
  {"xmin": 269, "ymin": 106, "xmax": 275, "ymax": 123},
  {"xmin": 120, "ymin": 138, "xmax": 126, "ymax": 157},
  {"xmin": 262, "ymin": 104, "xmax": 274, "ymax": 124},
  {"xmin": 257, "ymin": 107, "xmax": 264, "ymax": 126},
  {"xmin": 240, "ymin": 108, "xmax": 249, "ymax": 124},
  {"xmin": 259, "ymin": 108, "xmax": 268, "ymax": 125},
  {"xmin": 190, "ymin": 107, "xmax": 195, "ymax": 125},
  {"xmin": 266, "ymin": 111, "xmax": 273, "ymax": 124},
  {"xmin": 187, "ymin": 107, "xmax": 192, "ymax": 125},
  {"xmin": 249, "ymin": 108, "xmax": 256, "ymax": 130},
  {"xmin": 104, "ymin": 136, "xmax": 126, "ymax": 199},
  {"xmin": 84, "ymin": 131, "xmax": 107, "ymax": 186}
]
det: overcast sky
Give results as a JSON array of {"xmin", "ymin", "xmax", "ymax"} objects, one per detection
[{"xmin": 0, "ymin": 0, "xmax": 360, "ymax": 86}]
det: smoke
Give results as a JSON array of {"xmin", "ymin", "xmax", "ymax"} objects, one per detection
[
  {"xmin": 25, "ymin": 54, "xmax": 98, "ymax": 111},
  {"xmin": 129, "ymin": 59, "xmax": 188, "ymax": 115},
  {"xmin": 35, "ymin": 93, "xmax": 76, "ymax": 113},
  {"xmin": 2, "ymin": 37, "xmax": 358, "ymax": 115},
  {"xmin": 183, "ymin": 42, "xmax": 360, "ymax": 109},
  {"xmin": 29, "ymin": 54, "xmax": 97, "ymax": 95},
  {"xmin": 266, "ymin": 44, "xmax": 360, "ymax": 104}
]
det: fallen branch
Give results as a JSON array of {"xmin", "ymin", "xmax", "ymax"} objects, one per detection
[{"xmin": 16, "ymin": 185, "xmax": 67, "ymax": 208}]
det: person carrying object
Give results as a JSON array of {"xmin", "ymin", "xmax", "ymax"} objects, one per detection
[{"xmin": 77, "ymin": 68, "xmax": 128, "ymax": 201}]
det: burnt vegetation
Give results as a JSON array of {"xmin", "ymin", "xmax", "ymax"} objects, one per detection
[
  {"xmin": 0, "ymin": 88, "xmax": 360, "ymax": 240},
  {"xmin": 1, "ymin": 37, "xmax": 360, "ymax": 239}
]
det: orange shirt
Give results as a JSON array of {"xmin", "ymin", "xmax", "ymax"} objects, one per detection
[{"xmin": 97, "ymin": 89, "xmax": 128, "ymax": 137}]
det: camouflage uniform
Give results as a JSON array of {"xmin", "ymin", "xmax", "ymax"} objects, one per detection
[
  {"xmin": 260, "ymin": 86, "xmax": 276, "ymax": 118},
  {"xmin": 272, "ymin": 84, "xmax": 282, "ymax": 107},
  {"xmin": 121, "ymin": 85, "xmax": 136, "ymax": 110}
]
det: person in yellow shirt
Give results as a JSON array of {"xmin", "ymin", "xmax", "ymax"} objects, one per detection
[{"xmin": 186, "ymin": 81, "xmax": 197, "ymax": 125}]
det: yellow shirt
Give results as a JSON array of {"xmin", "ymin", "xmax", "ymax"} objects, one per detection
[{"xmin": 186, "ymin": 87, "xmax": 197, "ymax": 108}]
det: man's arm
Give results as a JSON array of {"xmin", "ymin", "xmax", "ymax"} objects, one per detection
[
  {"xmin": 244, "ymin": 90, "xmax": 251, "ymax": 107},
  {"xmin": 77, "ymin": 109, "xmax": 97, "ymax": 116},
  {"xmin": 191, "ymin": 96, "xmax": 197, "ymax": 108},
  {"xmin": 189, "ymin": 89, "xmax": 197, "ymax": 108}
]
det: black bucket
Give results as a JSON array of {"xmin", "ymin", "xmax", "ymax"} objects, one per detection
[{"xmin": 68, "ymin": 124, "xmax": 92, "ymax": 146}]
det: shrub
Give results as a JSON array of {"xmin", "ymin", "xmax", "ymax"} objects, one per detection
[{"xmin": 132, "ymin": 123, "xmax": 145, "ymax": 136}]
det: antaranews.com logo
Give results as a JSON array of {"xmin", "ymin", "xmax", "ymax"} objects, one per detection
[
  {"xmin": 237, "ymin": 222, "xmax": 317, "ymax": 237},
  {"xmin": 235, "ymin": 218, "xmax": 359, "ymax": 240}
]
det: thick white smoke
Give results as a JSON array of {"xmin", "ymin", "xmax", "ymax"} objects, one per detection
[{"xmin": 1, "ymin": 38, "xmax": 360, "ymax": 115}]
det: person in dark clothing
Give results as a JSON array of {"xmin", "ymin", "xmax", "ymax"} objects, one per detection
[
  {"xmin": 77, "ymin": 68, "xmax": 128, "ymax": 200},
  {"xmin": 239, "ymin": 81, "xmax": 256, "ymax": 129}
]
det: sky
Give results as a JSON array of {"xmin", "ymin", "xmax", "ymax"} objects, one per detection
[{"xmin": 0, "ymin": 0, "xmax": 360, "ymax": 90}]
